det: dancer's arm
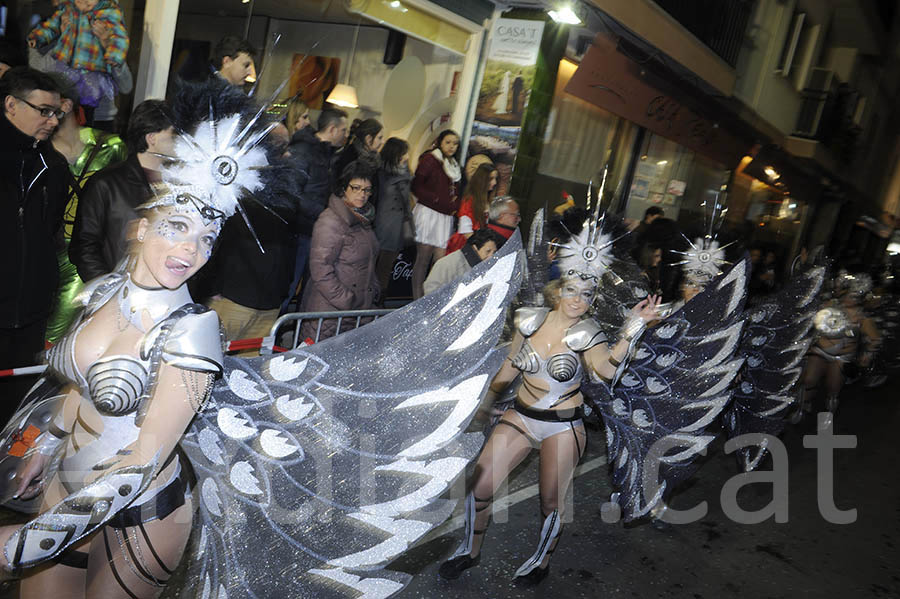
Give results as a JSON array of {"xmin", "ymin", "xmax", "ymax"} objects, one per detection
[{"xmin": 586, "ymin": 295, "xmax": 660, "ymax": 382}]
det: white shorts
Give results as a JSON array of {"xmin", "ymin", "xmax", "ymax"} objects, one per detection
[{"xmin": 503, "ymin": 409, "xmax": 584, "ymax": 444}]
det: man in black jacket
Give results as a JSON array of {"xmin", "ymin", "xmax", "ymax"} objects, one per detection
[
  {"xmin": 282, "ymin": 107, "xmax": 348, "ymax": 310},
  {"xmin": 0, "ymin": 67, "xmax": 68, "ymax": 418},
  {"xmin": 69, "ymin": 99, "xmax": 176, "ymax": 281},
  {"xmin": 204, "ymin": 123, "xmax": 298, "ymax": 350}
]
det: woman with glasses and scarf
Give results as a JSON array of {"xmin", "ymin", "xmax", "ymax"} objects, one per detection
[{"xmin": 300, "ymin": 160, "xmax": 380, "ymax": 341}]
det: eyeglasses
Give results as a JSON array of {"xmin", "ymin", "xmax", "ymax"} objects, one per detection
[
  {"xmin": 16, "ymin": 97, "xmax": 66, "ymax": 120},
  {"xmin": 348, "ymin": 184, "xmax": 374, "ymax": 195},
  {"xmin": 504, "ymin": 212, "xmax": 522, "ymax": 220}
]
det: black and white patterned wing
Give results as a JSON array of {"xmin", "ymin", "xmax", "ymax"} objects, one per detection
[
  {"xmin": 724, "ymin": 264, "xmax": 825, "ymax": 471},
  {"xmin": 584, "ymin": 260, "xmax": 749, "ymax": 522},
  {"xmin": 591, "ymin": 259, "xmax": 651, "ymax": 339},
  {"xmin": 176, "ymin": 238, "xmax": 523, "ymax": 599}
]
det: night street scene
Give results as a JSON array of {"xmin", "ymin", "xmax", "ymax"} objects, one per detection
[{"xmin": 0, "ymin": 1, "xmax": 899, "ymax": 598}]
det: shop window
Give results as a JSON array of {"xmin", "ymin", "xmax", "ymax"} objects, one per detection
[
  {"xmin": 624, "ymin": 132, "xmax": 729, "ymax": 237},
  {"xmin": 742, "ymin": 182, "xmax": 808, "ymax": 260},
  {"xmin": 528, "ymin": 58, "xmax": 637, "ymax": 212}
]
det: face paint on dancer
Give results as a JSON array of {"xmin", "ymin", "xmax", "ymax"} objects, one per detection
[
  {"xmin": 133, "ymin": 204, "xmax": 221, "ymax": 289},
  {"xmin": 559, "ymin": 278, "xmax": 595, "ymax": 318}
]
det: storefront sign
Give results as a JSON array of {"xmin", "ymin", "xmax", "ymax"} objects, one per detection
[
  {"xmin": 565, "ymin": 33, "xmax": 746, "ymax": 166},
  {"xmin": 467, "ymin": 18, "xmax": 545, "ymax": 195}
]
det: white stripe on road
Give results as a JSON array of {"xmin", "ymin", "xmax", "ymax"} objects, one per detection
[{"xmin": 420, "ymin": 455, "xmax": 608, "ymax": 544}]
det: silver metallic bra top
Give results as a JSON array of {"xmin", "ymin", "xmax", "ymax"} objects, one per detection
[
  {"xmin": 47, "ymin": 273, "xmax": 225, "ymax": 417},
  {"xmin": 511, "ymin": 307, "xmax": 608, "ymax": 383},
  {"xmin": 512, "ymin": 340, "xmax": 582, "ymax": 383}
]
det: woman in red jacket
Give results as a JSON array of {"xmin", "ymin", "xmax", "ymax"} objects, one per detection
[
  {"xmin": 446, "ymin": 162, "xmax": 498, "ymax": 254},
  {"xmin": 410, "ymin": 130, "xmax": 462, "ymax": 298}
]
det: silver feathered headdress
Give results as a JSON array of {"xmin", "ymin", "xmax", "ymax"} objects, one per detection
[
  {"xmin": 672, "ymin": 189, "xmax": 733, "ymax": 286},
  {"xmin": 554, "ymin": 167, "xmax": 629, "ymax": 284},
  {"xmin": 142, "ymin": 111, "xmax": 271, "ymax": 226}
]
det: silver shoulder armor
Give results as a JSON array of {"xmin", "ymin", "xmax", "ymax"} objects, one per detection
[
  {"xmin": 76, "ymin": 272, "xmax": 125, "ymax": 316},
  {"xmin": 564, "ymin": 319, "xmax": 608, "ymax": 352},
  {"xmin": 515, "ymin": 307, "xmax": 551, "ymax": 337},
  {"xmin": 162, "ymin": 310, "xmax": 225, "ymax": 374}
]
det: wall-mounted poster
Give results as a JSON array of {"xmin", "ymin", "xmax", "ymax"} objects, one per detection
[
  {"xmin": 467, "ymin": 18, "xmax": 545, "ymax": 196},
  {"xmin": 288, "ymin": 55, "xmax": 341, "ymax": 110}
]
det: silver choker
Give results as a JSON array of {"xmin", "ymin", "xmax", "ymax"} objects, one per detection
[{"xmin": 117, "ymin": 274, "xmax": 193, "ymax": 332}]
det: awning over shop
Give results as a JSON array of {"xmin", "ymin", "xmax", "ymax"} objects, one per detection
[
  {"xmin": 565, "ymin": 33, "xmax": 749, "ymax": 167},
  {"xmin": 347, "ymin": 0, "xmax": 474, "ymax": 55}
]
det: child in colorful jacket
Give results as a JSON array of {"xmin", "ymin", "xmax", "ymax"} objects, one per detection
[{"xmin": 27, "ymin": 0, "xmax": 129, "ymax": 110}]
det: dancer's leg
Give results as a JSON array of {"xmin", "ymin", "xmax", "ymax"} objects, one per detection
[
  {"xmin": 513, "ymin": 423, "xmax": 585, "ymax": 577},
  {"xmin": 439, "ymin": 411, "xmax": 533, "ymax": 579},
  {"xmin": 82, "ymin": 498, "xmax": 193, "ymax": 598},
  {"xmin": 824, "ymin": 360, "xmax": 845, "ymax": 413}
]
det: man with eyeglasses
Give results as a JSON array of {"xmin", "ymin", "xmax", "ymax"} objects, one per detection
[
  {"xmin": 0, "ymin": 67, "xmax": 69, "ymax": 425},
  {"xmin": 486, "ymin": 196, "xmax": 522, "ymax": 243}
]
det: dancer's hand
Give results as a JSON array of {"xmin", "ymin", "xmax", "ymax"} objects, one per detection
[
  {"xmin": 631, "ymin": 294, "xmax": 661, "ymax": 323},
  {"xmin": 13, "ymin": 453, "xmax": 51, "ymax": 500}
]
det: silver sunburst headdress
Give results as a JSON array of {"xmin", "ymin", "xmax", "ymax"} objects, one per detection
[
  {"xmin": 148, "ymin": 112, "xmax": 270, "ymax": 221},
  {"xmin": 672, "ymin": 189, "xmax": 734, "ymax": 286},
  {"xmin": 554, "ymin": 167, "xmax": 630, "ymax": 284},
  {"xmin": 141, "ymin": 36, "xmax": 323, "ymax": 251}
]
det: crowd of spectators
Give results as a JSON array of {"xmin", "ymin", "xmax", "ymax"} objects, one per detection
[
  {"xmin": 0, "ymin": 20, "xmax": 528, "ymax": 400},
  {"xmin": 17, "ymin": 8, "xmax": 811, "ymax": 388}
]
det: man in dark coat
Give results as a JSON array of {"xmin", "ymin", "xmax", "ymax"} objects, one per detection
[
  {"xmin": 212, "ymin": 36, "xmax": 256, "ymax": 87},
  {"xmin": 282, "ymin": 107, "xmax": 349, "ymax": 310},
  {"xmin": 69, "ymin": 100, "xmax": 176, "ymax": 281},
  {"xmin": 0, "ymin": 67, "xmax": 68, "ymax": 420},
  {"xmin": 203, "ymin": 123, "xmax": 298, "ymax": 351}
]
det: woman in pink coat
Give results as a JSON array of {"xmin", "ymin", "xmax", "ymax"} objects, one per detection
[{"xmin": 300, "ymin": 161, "xmax": 380, "ymax": 341}]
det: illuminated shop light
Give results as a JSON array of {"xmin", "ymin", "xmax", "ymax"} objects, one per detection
[
  {"xmin": 383, "ymin": 0, "xmax": 408, "ymax": 12},
  {"xmin": 548, "ymin": 6, "xmax": 582, "ymax": 25}
]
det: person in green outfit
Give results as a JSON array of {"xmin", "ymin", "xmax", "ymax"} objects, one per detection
[{"xmin": 45, "ymin": 79, "xmax": 127, "ymax": 342}]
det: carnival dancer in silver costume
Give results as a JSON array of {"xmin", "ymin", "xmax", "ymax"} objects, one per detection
[
  {"xmin": 0, "ymin": 80, "xmax": 524, "ymax": 599},
  {"xmin": 439, "ymin": 206, "xmax": 661, "ymax": 583},
  {"xmin": 798, "ymin": 270, "xmax": 879, "ymax": 421},
  {"xmin": 574, "ymin": 187, "xmax": 749, "ymax": 529},
  {"xmin": 0, "ymin": 179, "xmax": 227, "ymax": 598}
]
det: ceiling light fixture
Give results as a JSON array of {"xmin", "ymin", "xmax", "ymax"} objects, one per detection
[
  {"xmin": 548, "ymin": 5, "xmax": 582, "ymax": 25},
  {"xmin": 326, "ymin": 20, "xmax": 361, "ymax": 109},
  {"xmin": 383, "ymin": 0, "xmax": 408, "ymax": 12}
]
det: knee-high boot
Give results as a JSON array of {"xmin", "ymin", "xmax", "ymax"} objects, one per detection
[
  {"xmin": 514, "ymin": 508, "xmax": 561, "ymax": 582},
  {"xmin": 439, "ymin": 492, "xmax": 491, "ymax": 580}
]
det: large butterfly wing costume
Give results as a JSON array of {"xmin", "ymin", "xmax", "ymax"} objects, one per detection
[
  {"xmin": 584, "ymin": 259, "xmax": 749, "ymax": 522},
  {"xmin": 723, "ymin": 263, "xmax": 825, "ymax": 471},
  {"xmin": 172, "ymin": 238, "xmax": 522, "ymax": 599}
]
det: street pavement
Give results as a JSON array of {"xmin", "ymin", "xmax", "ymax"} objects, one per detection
[
  {"xmin": 394, "ymin": 380, "xmax": 900, "ymax": 599},
  {"xmin": 0, "ymin": 380, "xmax": 896, "ymax": 598}
]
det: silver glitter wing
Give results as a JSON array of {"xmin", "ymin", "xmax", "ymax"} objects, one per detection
[
  {"xmin": 521, "ymin": 205, "xmax": 549, "ymax": 306},
  {"xmin": 583, "ymin": 259, "xmax": 749, "ymax": 522},
  {"xmin": 175, "ymin": 235, "xmax": 523, "ymax": 599},
  {"xmin": 723, "ymin": 264, "xmax": 826, "ymax": 471}
]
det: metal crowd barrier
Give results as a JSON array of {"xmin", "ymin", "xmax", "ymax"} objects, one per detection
[{"xmin": 268, "ymin": 308, "xmax": 394, "ymax": 351}]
